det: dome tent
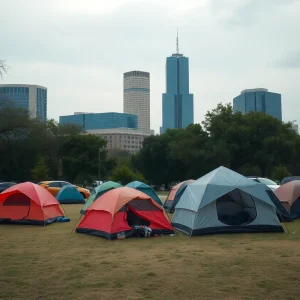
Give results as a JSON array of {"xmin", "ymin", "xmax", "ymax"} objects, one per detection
[
  {"xmin": 76, "ymin": 187, "xmax": 174, "ymax": 240},
  {"xmin": 126, "ymin": 181, "xmax": 163, "ymax": 206},
  {"xmin": 172, "ymin": 167, "xmax": 284, "ymax": 236},
  {"xmin": 0, "ymin": 182, "xmax": 65, "ymax": 225},
  {"xmin": 80, "ymin": 181, "xmax": 122, "ymax": 214},
  {"xmin": 275, "ymin": 180, "xmax": 300, "ymax": 219},
  {"xmin": 56, "ymin": 185, "xmax": 85, "ymax": 204},
  {"xmin": 164, "ymin": 180, "xmax": 194, "ymax": 213}
]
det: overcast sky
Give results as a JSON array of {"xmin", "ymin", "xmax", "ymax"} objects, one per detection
[{"xmin": 1, "ymin": 0, "xmax": 300, "ymax": 132}]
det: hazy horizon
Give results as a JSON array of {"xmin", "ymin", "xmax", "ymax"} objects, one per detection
[{"xmin": 1, "ymin": 0, "xmax": 300, "ymax": 133}]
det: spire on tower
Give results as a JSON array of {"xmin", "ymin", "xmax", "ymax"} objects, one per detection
[{"xmin": 176, "ymin": 28, "xmax": 179, "ymax": 54}]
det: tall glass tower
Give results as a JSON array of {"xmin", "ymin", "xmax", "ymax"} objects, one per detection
[{"xmin": 161, "ymin": 34, "xmax": 194, "ymax": 133}]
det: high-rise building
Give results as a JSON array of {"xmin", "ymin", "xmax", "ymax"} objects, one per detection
[
  {"xmin": 161, "ymin": 34, "xmax": 194, "ymax": 134},
  {"xmin": 59, "ymin": 112, "xmax": 138, "ymax": 131},
  {"xmin": 233, "ymin": 88, "xmax": 282, "ymax": 121},
  {"xmin": 0, "ymin": 84, "xmax": 47, "ymax": 122},
  {"xmin": 123, "ymin": 71, "xmax": 150, "ymax": 134}
]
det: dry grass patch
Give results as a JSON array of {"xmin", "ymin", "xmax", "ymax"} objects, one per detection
[{"xmin": 1, "ymin": 204, "xmax": 300, "ymax": 300}]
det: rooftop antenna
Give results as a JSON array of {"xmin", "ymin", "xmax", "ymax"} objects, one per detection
[{"xmin": 176, "ymin": 28, "xmax": 179, "ymax": 54}]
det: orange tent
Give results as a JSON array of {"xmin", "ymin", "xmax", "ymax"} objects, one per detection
[
  {"xmin": 274, "ymin": 180, "xmax": 300, "ymax": 219},
  {"xmin": 76, "ymin": 187, "xmax": 174, "ymax": 239},
  {"xmin": 0, "ymin": 182, "xmax": 65, "ymax": 225}
]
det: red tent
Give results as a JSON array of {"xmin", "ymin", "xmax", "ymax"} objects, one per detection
[
  {"xmin": 0, "ymin": 182, "xmax": 65, "ymax": 225},
  {"xmin": 76, "ymin": 187, "xmax": 174, "ymax": 239}
]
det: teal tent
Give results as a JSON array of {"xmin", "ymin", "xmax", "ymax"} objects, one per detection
[
  {"xmin": 126, "ymin": 181, "xmax": 163, "ymax": 206},
  {"xmin": 80, "ymin": 181, "xmax": 122, "ymax": 214},
  {"xmin": 56, "ymin": 185, "xmax": 85, "ymax": 204}
]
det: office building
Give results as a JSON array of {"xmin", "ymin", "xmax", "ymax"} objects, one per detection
[
  {"xmin": 123, "ymin": 71, "xmax": 150, "ymax": 134},
  {"xmin": 59, "ymin": 112, "xmax": 138, "ymax": 131},
  {"xmin": 88, "ymin": 128, "xmax": 149, "ymax": 154},
  {"xmin": 233, "ymin": 88, "xmax": 282, "ymax": 121},
  {"xmin": 0, "ymin": 84, "xmax": 47, "ymax": 121},
  {"xmin": 161, "ymin": 34, "xmax": 194, "ymax": 133}
]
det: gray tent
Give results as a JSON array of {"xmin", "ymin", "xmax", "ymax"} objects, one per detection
[{"xmin": 172, "ymin": 166, "xmax": 284, "ymax": 236}]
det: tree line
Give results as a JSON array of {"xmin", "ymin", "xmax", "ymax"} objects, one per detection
[
  {"xmin": 133, "ymin": 103, "xmax": 298, "ymax": 186},
  {"xmin": 1, "ymin": 100, "xmax": 298, "ymax": 186}
]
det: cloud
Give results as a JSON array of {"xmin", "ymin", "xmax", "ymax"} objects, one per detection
[
  {"xmin": 1, "ymin": 0, "xmax": 300, "ymax": 132},
  {"xmin": 210, "ymin": 0, "xmax": 297, "ymax": 27},
  {"xmin": 275, "ymin": 51, "xmax": 300, "ymax": 68}
]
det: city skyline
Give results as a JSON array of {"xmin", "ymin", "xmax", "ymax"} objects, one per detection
[{"xmin": 1, "ymin": 1, "xmax": 300, "ymax": 132}]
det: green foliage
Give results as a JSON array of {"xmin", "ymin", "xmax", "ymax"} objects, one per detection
[
  {"xmin": 107, "ymin": 149, "xmax": 132, "ymax": 167},
  {"xmin": 31, "ymin": 157, "xmax": 49, "ymax": 182},
  {"xmin": 0, "ymin": 106, "xmax": 112, "ymax": 183},
  {"xmin": 272, "ymin": 166, "xmax": 291, "ymax": 182},
  {"xmin": 59, "ymin": 134, "xmax": 107, "ymax": 183},
  {"xmin": 134, "ymin": 103, "xmax": 300, "ymax": 185},
  {"xmin": 1, "ymin": 102, "xmax": 300, "ymax": 186},
  {"xmin": 111, "ymin": 165, "xmax": 145, "ymax": 185}
]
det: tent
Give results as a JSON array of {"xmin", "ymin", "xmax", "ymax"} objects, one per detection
[
  {"xmin": 274, "ymin": 180, "xmax": 300, "ymax": 219},
  {"xmin": 164, "ymin": 180, "xmax": 194, "ymax": 213},
  {"xmin": 80, "ymin": 181, "xmax": 122, "ymax": 214},
  {"xmin": 0, "ymin": 182, "xmax": 65, "ymax": 225},
  {"xmin": 126, "ymin": 181, "xmax": 163, "ymax": 206},
  {"xmin": 264, "ymin": 187, "xmax": 291, "ymax": 221},
  {"xmin": 172, "ymin": 167, "xmax": 284, "ymax": 236},
  {"xmin": 56, "ymin": 184, "xmax": 85, "ymax": 204},
  {"xmin": 76, "ymin": 187, "xmax": 174, "ymax": 239}
]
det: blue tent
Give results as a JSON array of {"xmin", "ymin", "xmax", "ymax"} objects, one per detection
[
  {"xmin": 56, "ymin": 185, "xmax": 85, "ymax": 204},
  {"xmin": 172, "ymin": 166, "xmax": 284, "ymax": 236},
  {"xmin": 126, "ymin": 181, "xmax": 163, "ymax": 206}
]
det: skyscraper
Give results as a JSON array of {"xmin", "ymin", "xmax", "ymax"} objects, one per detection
[
  {"xmin": 0, "ymin": 84, "xmax": 47, "ymax": 122},
  {"xmin": 123, "ymin": 71, "xmax": 150, "ymax": 134},
  {"xmin": 233, "ymin": 88, "xmax": 282, "ymax": 121},
  {"xmin": 161, "ymin": 33, "xmax": 194, "ymax": 133}
]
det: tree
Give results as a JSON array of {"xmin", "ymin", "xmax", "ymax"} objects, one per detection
[
  {"xmin": 59, "ymin": 134, "xmax": 107, "ymax": 183},
  {"xmin": 0, "ymin": 107, "xmax": 115, "ymax": 182},
  {"xmin": 31, "ymin": 157, "xmax": 49, "ymax": 182},
  {"xmin": 0, "ymin": 60, "xmax": 8, "ymax": 79},
  {"xmin": 272, "ymin": 166, "xmax": 291, "ymax": 182},
  {"xmin": 107, "ymin": 149, "xmax": 132, "ymax": 167},
  {"xmin": 111, "ymin": 165, "xmax": 145, "ymax": 185}
]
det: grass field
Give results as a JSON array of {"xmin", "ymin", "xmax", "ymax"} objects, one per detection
[{"xmin": 1, "ymin": 203, "xmax": 300, "ymax": 300}]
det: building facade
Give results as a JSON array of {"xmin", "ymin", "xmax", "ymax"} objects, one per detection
[
  {"xmin": 59, "ymin": 112, "xmax": 138, "ymax": 131},
  {"xmin": 123, "ymin": 71, "xmax": 150, "ymax": 134},
  {"xmin": 161, "ymin": 37, "xmax": 194, "ymax": 133},
  {"xmin": 233, "ymin": 88, "xmax": 282, "ymax": 121},
  {"xmin": 86, "ymin": 128, "xmax": 149, "ymax": 154},
  {"xmin": 0, "ymin": 84, "xmax": 47, "ymax": 121}
]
